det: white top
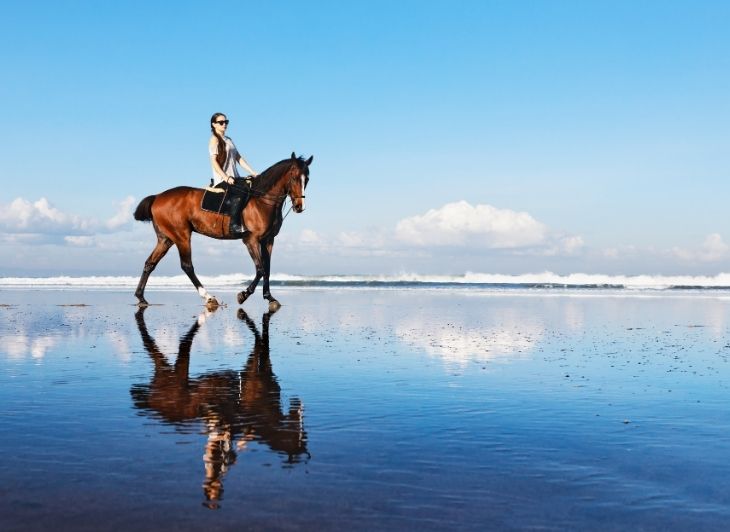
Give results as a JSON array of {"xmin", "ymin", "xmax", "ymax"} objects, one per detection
[{"xmin": 209, "ymin": 135, "xmax": 241, "ymax": 184}]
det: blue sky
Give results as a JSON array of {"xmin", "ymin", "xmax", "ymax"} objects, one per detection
[{"xmin": 1, "ymin": 1, "xmax": 728, "ymax": 277}]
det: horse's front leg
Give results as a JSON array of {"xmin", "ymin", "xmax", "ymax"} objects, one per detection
[
  {"xmin": 238, "ymin": 233, "xmax": 264, "ymax": 305},
  {"xmin": 177, "ymin": 236, "xmax": 219, "ymax": 310},
  {"xmin": 261, "ymin": 239, "xmax": 280, "ymax": 311}
]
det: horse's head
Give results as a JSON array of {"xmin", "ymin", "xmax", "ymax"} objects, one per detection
[{"xmin": 288, "ymin": 152, "xmax": 313, "ymax": 213}]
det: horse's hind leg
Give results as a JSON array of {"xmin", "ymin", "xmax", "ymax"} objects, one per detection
[
  {"xmin": 176, "ymin": 238, "xmax": 218, "ymax": 309},
  {"xmin": 135, "ymin": 234, "xmax": 173, "ymax": 306}
]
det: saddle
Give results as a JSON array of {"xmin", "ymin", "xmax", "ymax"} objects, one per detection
[{"xmin": 201, "ymin": 178, "xmax": 252, "ymax": 217}]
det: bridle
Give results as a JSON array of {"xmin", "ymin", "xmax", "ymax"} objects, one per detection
[
  {"xmin": 252, "ymin": 166, "xmax": 307, "ymax": 208},
  {"xmin": 288, "ymin": 170, "xmax": 306, "ymax": 202}
]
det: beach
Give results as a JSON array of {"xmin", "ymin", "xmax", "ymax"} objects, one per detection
[{"xmin": 1, "ymin": 286, "xmax": 729, "ymax": 530}]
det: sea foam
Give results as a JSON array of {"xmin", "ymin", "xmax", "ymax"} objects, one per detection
[{"xmin": 1, "ymin": 272, "xmax": 730, "ymax": 290}]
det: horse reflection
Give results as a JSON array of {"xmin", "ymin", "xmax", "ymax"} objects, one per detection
[{"xmin": 131, "ymin": 307, "xmax": 307, "ymax": 508}]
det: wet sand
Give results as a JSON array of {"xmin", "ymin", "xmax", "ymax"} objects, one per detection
[{"xmin": 1, "ymin": 287, "xmax": 729, "ymax": 530}]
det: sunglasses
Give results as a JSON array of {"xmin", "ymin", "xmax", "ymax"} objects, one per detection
[{"xmin": 214, "ymin": 120, "xmax": 229, "ymax": 125}]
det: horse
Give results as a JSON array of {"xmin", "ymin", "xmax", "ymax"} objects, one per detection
[
  {"xmin": 131, "ymin": 306, "xmax": 308, "ymax": 508},
  {"xmin": 133, "ymin": 152, "xmax": 312, "ymax": 310}
]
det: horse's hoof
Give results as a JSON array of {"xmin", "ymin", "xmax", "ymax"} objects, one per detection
[
  {"xmin": 237, "ymin": 291, "xmax": 249, "ymax": 305},
  {"xmin": 268, "ymin": 300, "xmax": 281, "ymax": 312},
  {"xmin": 205, "ymin": 297, "xmax": 220, "ymax": 311},
  {"xmin": 137, "ymin": 299, "xmax": 149, "ymax": 308}
]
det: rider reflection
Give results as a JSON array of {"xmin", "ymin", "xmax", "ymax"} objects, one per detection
[{"xmin": 131, "ymin": 307, "xmax": 308, "ymax": 509}]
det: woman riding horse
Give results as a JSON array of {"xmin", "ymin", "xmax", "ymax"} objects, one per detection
[
  {"xmin": 133, "ymin": 152, "xmax": 312, "ymax": 309},
  {"xmin": 209, "ymin": 112, "xmax": 258, "ymax": 235}
]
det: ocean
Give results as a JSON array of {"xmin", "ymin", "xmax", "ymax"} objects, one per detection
[
  {"xmin": 2, "ymin": 271, "xmax": 730, "ymax": 290},
  {"xmin": 1, "ymin": 285, "xmax": 729, "ymax": 530}
]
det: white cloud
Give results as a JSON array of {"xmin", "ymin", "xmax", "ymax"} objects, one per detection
[
  {"xmin": 279, "ymin": 228, "xmax": 410, "ymax": 257},
  {"xmin": 0, "ymin": 196, "xmax": 136, "ymax": 245},
  {"xmin": 0, "ymin": 233, "xmax": 45, "ymax": 244},
  {"xmin": 279, "ymin": 201, "xmax": 583, "ymax": 260},
  {"xmin": 698, "ymin": 234, "xmax": 728, "ymax": 261},
  {"xmin": 336, "ymin": 230, "xmax": 392, "ymax": 252},
  {"xmin": 64, "ymin": 236, "xmax": 96, "ymax": 247},
  {"xmin": 539, "ymin": 235, "xmax": 585, "ymax": 256},
  {"xmin": 395, "ymin": 201, "xmax": 548, "ymax": 248},
  {"xmin": 299, "ymin": 228, "xmax": 325, "ymax": 246},
  {"xmin": 671, "ymin": 233, "xmax": 729, "ymax": 262},
  {"xmin": 338, "ymin": 230, "xmax": 368, "ymax": 247},
  {"xmin": 105, "ymin": 196, "xmax": 136, "ymax": 230},
  {"xmin": 598, "ymin": 245, "xmax": 641, "ymax": 260},
  {"xmin": 560, "ymin": 235, "xmax": 585, "ymax": 254},
  {"xmin": 0, "ymin": 197, "xmax": 95, "ymax": 235}
]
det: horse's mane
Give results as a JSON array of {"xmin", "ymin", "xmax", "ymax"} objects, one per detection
[{"xmin": 251, "ymin": 157, "xmax": 305, "ymax": 195}]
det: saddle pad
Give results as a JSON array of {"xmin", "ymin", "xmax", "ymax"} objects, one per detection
[
  {"xmin": 201, "ymin": 187, "xmax": 229, "ymax": 214},
  {"xmin": 200, "ymin": 187, "xmax": 228, "ymax": 214},
  {"xmin": 201, "ymin": 179, "xmax": 252, "ymax": 217}
]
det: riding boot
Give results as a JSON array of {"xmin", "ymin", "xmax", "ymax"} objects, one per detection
[{"xmin": 228, "ymin": 195, "xmax": 246, "ymax": 235}]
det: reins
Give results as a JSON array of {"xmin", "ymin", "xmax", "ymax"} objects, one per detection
[
  {"xmin": 253, "ymin": 191, "xmax": 287, "ymax": 206},
  {"xmin": 249, "ymin": 167, "xmax": 305, "ymax": 216},
  {"xmin": 282, "ymin": 199, "xmax": 296, "ymax": 222},
  {"xmin": 252, "ymin": 190, "xmax": 294, "ymax": 220}
]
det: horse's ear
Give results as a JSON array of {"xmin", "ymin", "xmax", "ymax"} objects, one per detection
[
  {"xmin": 305, "ymin": 155, "xmax": 313, "ymax": 166},
  {"xmin": 291, "ymin": 151, "xmax": 296, "ymax": 159}
]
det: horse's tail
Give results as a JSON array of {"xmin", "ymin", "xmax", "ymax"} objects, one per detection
[{"xmin": 134, "ymin": 195, "xmax": 156, "ymax": 222}]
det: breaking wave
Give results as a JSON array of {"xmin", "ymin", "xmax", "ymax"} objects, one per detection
[{"xmin": 1, "ymin": 272, "xmax": 730, "ymax": 290}]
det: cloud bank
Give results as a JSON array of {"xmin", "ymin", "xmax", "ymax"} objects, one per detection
[
  {"xmin": 670, "ymin": 233, "xmax": 729, "ymax": 263},
  {"xmin": 395, "ymin": 200, "xmax": 548, "ymax": 248},
  {"xmin": 285, "ymin": 200, "xmax": 583, "ymax": 258},
  {"xmin": 1, "ymin": 196, "xmax": 728, "ymax": 276},
  {"xmin": 0, "ymin": 196, "xmax": 136, "ymax": 243}
]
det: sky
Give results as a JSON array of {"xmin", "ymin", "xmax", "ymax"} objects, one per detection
[{"xmin": 0, "ymin": 1, "xmax": 728, "ymax": 277}]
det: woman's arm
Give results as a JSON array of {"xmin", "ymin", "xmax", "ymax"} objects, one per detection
[
  {"xmin": 238, "ymin": 154, "xmax": 258, "ymax": 177},
  {"xmin": 227, "ymin": 138, "xmax": 258, "ymax": 178}
]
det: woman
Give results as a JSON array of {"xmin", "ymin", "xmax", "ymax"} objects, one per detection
[{"xmin": 209, "ymin": 112, "xmax": 258, "ymax": 234}]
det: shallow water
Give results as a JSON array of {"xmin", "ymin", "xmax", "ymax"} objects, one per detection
[{"xmin": 1, "ymin": 288, "xmax": 729, "ymax": 530}]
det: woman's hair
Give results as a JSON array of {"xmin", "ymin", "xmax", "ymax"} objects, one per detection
[{"xmin": 210, "ymin": 113, "xmax": 227, "ymax": 169}]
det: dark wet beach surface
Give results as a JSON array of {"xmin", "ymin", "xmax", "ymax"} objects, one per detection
[{"xmin": 1, "ymin": 288, "xmax": 729, "ymax": 530}]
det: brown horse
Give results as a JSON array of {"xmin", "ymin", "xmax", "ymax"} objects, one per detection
[{"xmin": 133, "ymin": 152, "xmax": 312, "ymax": 309}]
